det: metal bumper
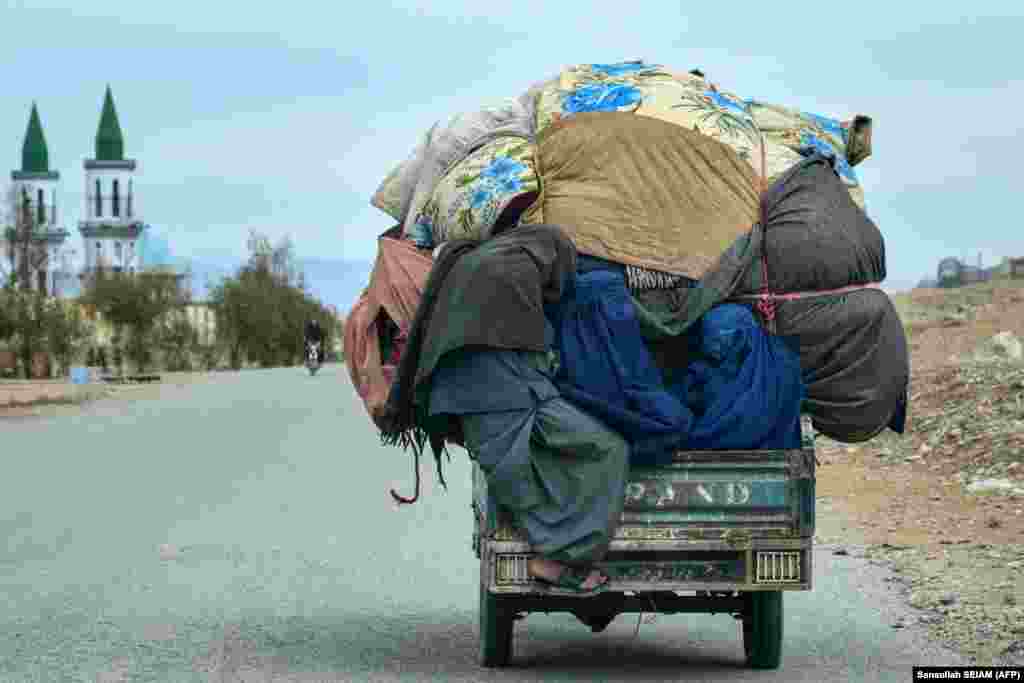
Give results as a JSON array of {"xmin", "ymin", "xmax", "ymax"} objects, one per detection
[{"xmin": 480, "ymin": 537, "xmax": 813, "ymax": 595}]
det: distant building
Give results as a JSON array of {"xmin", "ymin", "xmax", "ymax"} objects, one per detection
[
  {"xmin": 936, "ymin": 257, "xmax": 962, "ymax": 288},
  {"xmin": 1010, "ymin": 257, "xmax": 1024, "ymax": 279},
  {"xmin": 6, "ymin": 102, "xmax": 70, "ymax": 293},
  {"xmin": 7, "ymin": 87, "xmax": 159, "ymax": 294},
  {"xmin": 932, "ymin": 254, "xmax": 1017, "ymax": 289},
  {"xmin": 79, "ymin": 86, "xmax": 145, "ymax": 276},
  {"xmin": 960, "ymin": 264, "xmax": 990, "ymax": 285}
]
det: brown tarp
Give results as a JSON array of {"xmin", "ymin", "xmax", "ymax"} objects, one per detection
[
  {"xmin": 344, "ymin": 230, "xmax": 433, "ymax": 420},
  {"xmin": 522, "ymin": 111, "xmax": 761, "ymax": 279}
]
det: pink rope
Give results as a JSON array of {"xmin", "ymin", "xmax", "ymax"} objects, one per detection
[{"xmin": 732, "ymin": 281, "xmax": 882, "ymax": 303}]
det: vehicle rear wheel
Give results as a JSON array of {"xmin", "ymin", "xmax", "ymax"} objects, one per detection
[
  {"xmin": 742, "ymin": 591, "xmax": 783, "ymax": 669},
  {"xmin": 479, "ymin": 581, "xmax": 514, "ymax": 668}
]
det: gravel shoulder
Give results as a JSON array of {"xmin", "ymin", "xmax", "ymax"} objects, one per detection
[
  {"xmin": 815, "ymin": 442, "xmax": 1024, "ymax": 666},
  {"xmin": 813, "ymin": 279, "xmax": 1024, "ymax": 666}
]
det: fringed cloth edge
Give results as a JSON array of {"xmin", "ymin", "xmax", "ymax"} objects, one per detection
[{"xmin": 381, "ymin": 417, "xmax": 453, "ymax": 505}]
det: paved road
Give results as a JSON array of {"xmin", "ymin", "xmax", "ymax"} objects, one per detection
[{"xmin": 1, "ymin": 365, "xmax": 969, "ymax": 681}]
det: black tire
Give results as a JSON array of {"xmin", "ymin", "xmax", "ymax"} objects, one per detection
[
  {"xmin": 742, "ymin": 591, "xmax": 784, "ymax": 669},
  {"xmin": 479, "ymin": 581, "xmax": 514, "ymax": 668},
  {"xmin": 580, "ymin": 613, "xmax": 618, "ymax": 633}
]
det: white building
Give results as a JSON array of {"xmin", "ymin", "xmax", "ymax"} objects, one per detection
[
  {"xmin": 6, "ymin": 102, "xmax": 70, "ymax": 292},
  {"xmin": 79, "ymin": 86, "xmax": 144, "ymax": 275}
]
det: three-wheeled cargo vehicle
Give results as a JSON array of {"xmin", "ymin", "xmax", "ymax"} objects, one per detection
[{"xmin": 472, "ymin": 416, "xmax": 817, "ymax": 669}]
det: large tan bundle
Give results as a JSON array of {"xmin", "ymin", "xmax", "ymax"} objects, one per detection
[
  {"xmin": 522, "ymin": 112, "xmax": 760, "ymax": 280},
  {"xmin": 533, "ymin": 62, "xmax": 871, "ymax": 208},
  {"xmin": 368, "ymin": 60, "xmax": 873, "ymax": 266}
]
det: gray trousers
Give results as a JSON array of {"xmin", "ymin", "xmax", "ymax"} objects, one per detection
[{"xmin": 462, "ymin": 396, "xmax": 630, "ymax": 566}]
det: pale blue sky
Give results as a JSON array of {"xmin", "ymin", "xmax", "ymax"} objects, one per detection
[{"xmin": 3, "ymin": 0, "xmax": 1023, "ymax": 306}]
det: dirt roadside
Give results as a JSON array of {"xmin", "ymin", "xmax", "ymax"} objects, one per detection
[
  {"xmin": 815, "ymin": 279, "xmax": 1024, "ymax": 666},
  {"xmin": 0, "ymin": 371, "xmax": 223, "ymax": 419}
]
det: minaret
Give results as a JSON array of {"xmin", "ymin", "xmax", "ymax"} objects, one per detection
[
  {"xmin": 10, "ymin": 102, "xmax": 69, "ymax": 293},
  {"xmin": 79, "ymin": 85, "xmax": 144, "ymax": 275}
]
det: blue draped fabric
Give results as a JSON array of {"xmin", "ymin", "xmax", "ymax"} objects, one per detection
[
  {"xmin": 671, "ymin": 304, "xmax": 805, "ymax": 450},
  {"xmin": 548, "ymin": 266, "xmax": 692, "ymax": 467},
  {"xmin": 547, "ymin": 256, "xmax": 806, "ymax": 464}
]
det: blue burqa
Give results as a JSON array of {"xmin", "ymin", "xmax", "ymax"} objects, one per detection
[
  {"xmin": 548, "ymin": 267, "xmax": 693, "ymax": 466},
  {"xmin": 671, "ymin": 304, "xmax": 805, "ymax": 450}
]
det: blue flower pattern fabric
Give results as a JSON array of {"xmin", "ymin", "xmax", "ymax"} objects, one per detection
[
  {"xmin": 801, "ymin": 111, "xmax": 849, "ymax": 143},
  {"xmin": 799, "ymin": 131, "xmax": 858, "ymax": 183},
  {"xmin": 418, "ymin": 135, "xmax": 539, "ymax": 244},
  {"xmin": 482, "ymin": 156, "xmax": 527, "ymax": 180},
  {"xmin": 704, "ymin": 89, "xmax": 754, "ymax": 122},
  {"xmin": 480, "ymin": 156, "xmax": 527, "ymax": 196},
  {"xmin": 561, "ymin": 83, "xmax": 643, "ymax": 115}
]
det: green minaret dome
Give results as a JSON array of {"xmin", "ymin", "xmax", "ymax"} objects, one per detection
[
  {"xmin": 21, "ymin": 103, "xmax": 49, "ymax": 173},
  {"xmin": 95, "ymin": 85, "xmax": 125, "ymax": 161}
]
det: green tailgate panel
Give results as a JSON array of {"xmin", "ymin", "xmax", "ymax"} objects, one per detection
[
  {"xmin": 475, "ymin": 447, "xmax": 815, "ymax": 537},
  {"xmin": 622, "ymin": 450, "xmax": 793, "ymax": 525}
]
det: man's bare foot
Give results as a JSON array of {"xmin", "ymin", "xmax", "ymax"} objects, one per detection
[{"xmin": 527, "ymin": 557, "xmax": 608, "ymax": 591}]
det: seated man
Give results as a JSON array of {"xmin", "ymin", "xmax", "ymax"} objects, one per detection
[
  {"xmin": 430, "ymin": 334, "xmax": 629, "ymax": 593},
  {"xmin": 378, "ymin": 224, "xmax": 628, "ymax": 594}
]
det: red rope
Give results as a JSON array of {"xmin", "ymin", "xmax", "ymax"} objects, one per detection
[
  {"xmin": 733, "ymin": 282, "xmax": 881, "ymax": 303},
  {"xmin": 390, "ymin": 447, "xmax": 421, "ymax": 505},
  {"xmin": 756, "ymin": 248, "xmax": 777, "ymax": 324}
]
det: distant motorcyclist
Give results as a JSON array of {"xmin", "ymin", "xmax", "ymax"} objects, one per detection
[{"xmin": 304, "ymin": 319, "xmax": 326, "ymax": 364}]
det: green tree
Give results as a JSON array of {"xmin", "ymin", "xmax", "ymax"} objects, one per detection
[
  {"xmin": 45, "ymin": 299, "xmax": 91, "ymax": 377},
  {"xmin": 207, "ymin": 230, "xmax": 336, "ymax": 370},
  {"xmin": 82, "ymin": 266, "xmax": 188, "ymax": 375},
  {"xmin": 157, "ymin": 311, "xmax": 198, "ymax": 372},
  {"xmin": 0, "ymin": 286, "xmax": 15, "ymax": 345},
  {"xmin": 3, "ymin": 289, "xmax": 49, "ymax": 378},
  {"xmin": 208, "ymin": 272, "xmax": 262, "ymax": 369}
]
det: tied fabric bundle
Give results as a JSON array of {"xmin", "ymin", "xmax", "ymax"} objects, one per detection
[
  {"xmin": 730, "ymin": 155, "xmax": 909, "ymax": 442},
  {"xmin": 344, "ymin": 229, "xmax": 434, "ymax": 421}
]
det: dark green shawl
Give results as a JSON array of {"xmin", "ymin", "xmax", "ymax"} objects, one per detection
[
  {"xmin": 632, "ymin": 225, "xmax": 764, "ymax": 341},
  {"xmin": 377, "ymin": 224, "xmax": 577, "ymax": 503}
]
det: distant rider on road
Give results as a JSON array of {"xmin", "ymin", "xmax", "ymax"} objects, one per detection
[{"xmin": 304, "ymin": 319, "xmax": 326, "ymax": 364}]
